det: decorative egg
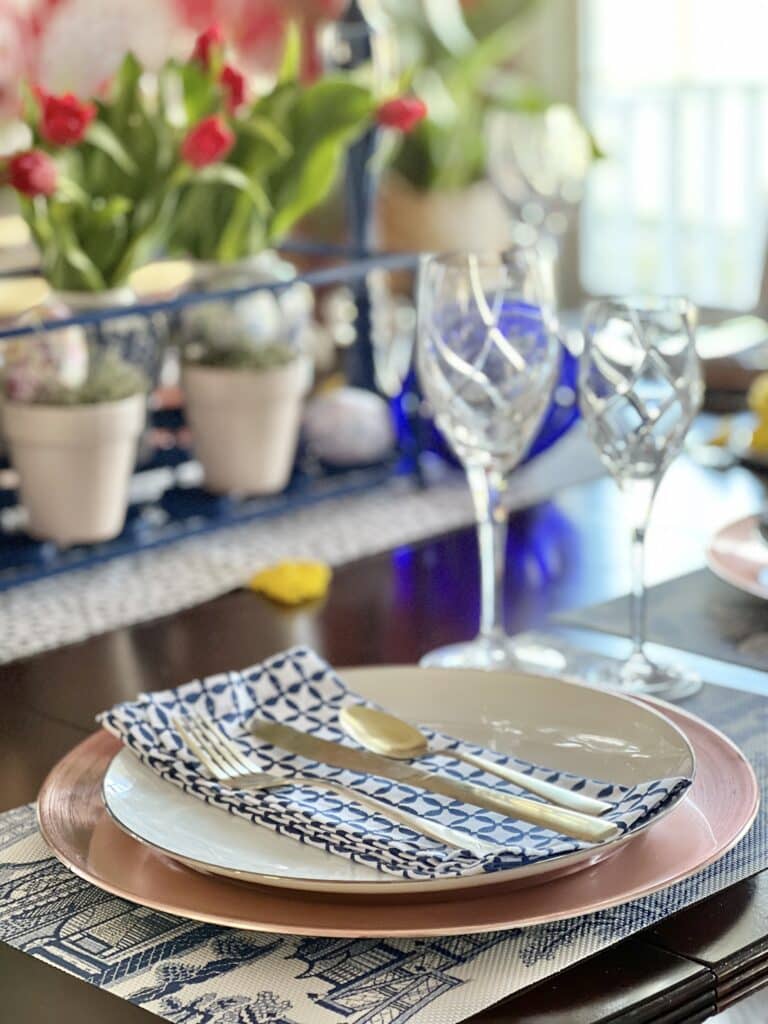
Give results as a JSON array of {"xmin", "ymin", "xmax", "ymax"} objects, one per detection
[
  {"xmin": 3, "ymin": 301, "xmax": 88, "ymax": 402},
  {"xmin": 303, "ymin": 387, "xmax": 396, "ymax": 466},
  {"xmin": 182, "ymin": 252, "xmax": 313, "ymax": 358}
]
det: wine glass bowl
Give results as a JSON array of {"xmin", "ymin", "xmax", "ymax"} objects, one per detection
[
  {"xmin": 485, "ymin": 104, "xmax": 593, "ymax": 244},
  {"xmin": 581, "ymin": 297, "xmax": 703, "ymax": 481},
  {"xmin": 418, "ymin": 257, "xmax": 558, "ymax": 472}
]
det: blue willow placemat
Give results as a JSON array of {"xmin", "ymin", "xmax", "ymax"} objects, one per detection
[{"xmin": 0, "ymin": 681, "xmax": 764, "ymax": 1024}]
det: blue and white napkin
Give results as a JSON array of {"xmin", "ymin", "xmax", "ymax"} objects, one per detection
[{"xmin": 98, "ymin": 646, "xmax": 692, "ymax": 880}]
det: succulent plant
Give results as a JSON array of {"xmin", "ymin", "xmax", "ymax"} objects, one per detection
[
  {"xmin": 183, "ymin": 340, "xmax": 297, "ymax": 371},
  {"xmin": 3, "ymin": 343, "xmax": 146, "ymax": 405}
]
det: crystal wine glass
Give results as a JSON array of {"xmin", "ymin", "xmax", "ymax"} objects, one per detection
[
  {"xmin": 417, "ymin": 250, "xmax": 560, "ymax": 669},
  {"xmin": 579, "ymin": 296, "xmax": 705, "ymax": 699},
  {"xmin": 485, "ymin": 104, "xmax": 592, "ymax": 247},
  {"xmin": 485, "ymin": 104, "xmax": 592, "ymax": 306}
]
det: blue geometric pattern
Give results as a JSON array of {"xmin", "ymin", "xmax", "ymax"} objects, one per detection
[{"xmin": 98, "ymin": 647, "xmax": 690, "ymax": 880}]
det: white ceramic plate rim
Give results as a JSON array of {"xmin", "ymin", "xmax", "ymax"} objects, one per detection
[{"xmin": 102, "ymin": 666, "xmax": 696, "ymax": 895}]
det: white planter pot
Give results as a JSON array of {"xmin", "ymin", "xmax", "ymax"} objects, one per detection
[
  {"xmin": 3, "ymin": 393, "xmax": 146, "ymax": 545},
  {"xmin": 183, "ymin": 358, "xmax": 311, "ymax": 495},
  {"xmin": 376, "ymin": 173, "xmax": 511, "ymax": 254}
]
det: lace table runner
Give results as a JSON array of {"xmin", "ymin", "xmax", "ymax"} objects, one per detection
[{"xmin": 0, "ymin": 681, "xmax": 764, "ymax": 1024}]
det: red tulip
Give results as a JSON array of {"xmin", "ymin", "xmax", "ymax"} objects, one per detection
[
  {"xmin": 376, "ymin": 97, "xmax": 428, "ymax": 134},
  {"xmin": 181, "ymin": 115, "xmax": 235, "ymax": 168},
  {"xmin": 38, "ymin": 91, "xmax": 96, "ymax": 147},
  {"xmin": 7, "ymin": 149, "xmax": 57, "ymax": 197},
  {"xmin": 220, "ymin": 64, "xmax": 247, "ymax": 112},
  {"xmin": 192, "ymin": 23, "xmax": 224, "ymax": 66}
]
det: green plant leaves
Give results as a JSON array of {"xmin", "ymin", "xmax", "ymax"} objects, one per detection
[
  {"xmin": 261, "ymin": 79, "xmax": 374, "ymax": 242},
  {"xmin": 194, "ymin": 164, "xmax": 271, "ymax": 215},
  {"xmin": 277, "ymin": 22, "xmax": 301, "ymax": 85},
  {"xmin": 173, "ymin": 57, "xmax": 223, "ymax": 125},
  {"xmin": 85, "ymin": 121, "xmax": 137, "ymax": 175},
  {"xmin": 15, "ymin": 48, "xmax": 377, "ymax": 279}
]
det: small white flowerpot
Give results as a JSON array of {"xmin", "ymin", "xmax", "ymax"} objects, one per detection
[
  {"xmin": 183, "ymin": 358, "xmax": 311, "ymax": 496},
  {"xmin": 3, "ymin": 393, "xmax": 146, "ymax": 545}
]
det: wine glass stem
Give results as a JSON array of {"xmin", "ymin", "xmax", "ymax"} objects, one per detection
[
  {"xmin": 630, "ymin": 523, "xmax": 648, "ymax": 658},
  {"xmin": 468, "ymin": 464, "xmax": 508, "ymax": 642},
  {"xmin": 625, "ymin": 479, "xmax": 656, "ymax": 660}
]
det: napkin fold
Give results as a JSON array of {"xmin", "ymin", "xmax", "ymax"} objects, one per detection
[{"xmin": 98, "ymin": 647, "xmax": 692, "ymax": 880}]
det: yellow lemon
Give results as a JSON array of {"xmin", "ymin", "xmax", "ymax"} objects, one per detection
[
  {"xmin": 248, "ymin": 561, "xmax": 332, "ymax": 606},
  {"xmin": 747, "ymin": 373, "xmax": 768, "ymax": 415},
  {"xmin": 751, "ymin": 422, "xmax": 768, "ymax": 452}
]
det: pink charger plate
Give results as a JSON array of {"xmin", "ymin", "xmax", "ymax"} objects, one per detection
[
  {"xmin": 36, "ymin": 699, "xmax": 758, "ymax": 938},
  {"xmin": 707, "ymin": 514, "xmax": 768, "ymax": 600}
]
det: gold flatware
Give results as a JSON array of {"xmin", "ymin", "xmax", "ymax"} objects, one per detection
[
  {"xmin": 339, "ymin": 705, "xmax": 613, "ymax": 816},
  {"xmin": 172, "ymin": 712, "xmax": 499, "ymax": 856},
  {"xmin": 251, "ymin": 719, "xmax": 621, "ymax": 844}
]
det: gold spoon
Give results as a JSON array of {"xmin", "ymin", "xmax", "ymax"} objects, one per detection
[{"xmin": 339, "ymin": 705, "xmax": 614, "ymax": 817}]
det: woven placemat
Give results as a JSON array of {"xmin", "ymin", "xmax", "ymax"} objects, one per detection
[
  {"xmin": 560, "ymin": 568, "xmax": 768, "ymax": 671},
  {"xmin": 0, "ymin": 680, "xmax": 764, "ymax": 1024}
]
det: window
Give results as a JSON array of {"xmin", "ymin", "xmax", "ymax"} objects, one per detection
[{"xmin": 580, "ymin": 0, "xmax": 768, "ymax": 309}]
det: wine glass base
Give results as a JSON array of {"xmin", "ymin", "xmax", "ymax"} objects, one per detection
[
  {"xmin": 419, "ymin": 635, "xmax": 569, "ymax": 673},
  {"xmin": 586, "ymin": 653, "xmax": 702, "ymax": 702}
]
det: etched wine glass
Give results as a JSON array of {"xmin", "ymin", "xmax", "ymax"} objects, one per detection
[
  {"xmin": 485, "ymin": 104, "xmax": 592, "ymax": 306},
  {"xmin": 417, "ymin": 250, "xmax": 560, "ymax": 669},
  {"xmin": 580, "ymin": 297, "xmax": 704, "ymax": 699},
  {"xmin": 485, "ymin": 104, "xmax": 592, "ymax": 247}
]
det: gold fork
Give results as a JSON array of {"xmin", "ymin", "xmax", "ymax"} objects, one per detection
[{"xmin": 171, "ymin": 712, "xmax": 500, "ymax": 857}]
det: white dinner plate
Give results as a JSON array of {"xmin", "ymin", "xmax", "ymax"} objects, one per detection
[{"xmin": 103, "ymin": 666, "xmax": 695, "ymax": 895}]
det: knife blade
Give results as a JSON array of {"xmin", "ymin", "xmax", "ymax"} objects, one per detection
[{"xmin": 250, "ymin": 720, "xmax": 619, "ymax": 843}]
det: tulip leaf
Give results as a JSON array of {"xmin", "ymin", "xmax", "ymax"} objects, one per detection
[
  {"xmin": 278, "ymin": 22, "xmax": 301, "ymax": 84},
  {"xmin": 263, "ymin": 79, "xmax": 374, "ymax": 241},
  {"xmin": 85, "ymin": 121, "xmax": 137, "ymax": 175},
  {"xmin": 193, "ymin": 164, "xmax": 271, "ymax": 217},
  {"xmin": 240, "ymin": 117, "xmax": 292, "ymax": 161}
]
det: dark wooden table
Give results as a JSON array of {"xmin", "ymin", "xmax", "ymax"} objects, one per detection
[{"xmin": 2, "ymin": 454, "xmax": 767, "ymax": 1023}]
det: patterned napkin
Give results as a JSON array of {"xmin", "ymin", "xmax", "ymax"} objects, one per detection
[{"xmin": 98, "ymin": 646, "xmax": 691, "ymax": 880}]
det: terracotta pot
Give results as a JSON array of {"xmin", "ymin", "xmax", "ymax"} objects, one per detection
[
  {"xmin": 182, "ymin": 358, "xmax": 312, "ymax": 496},
  {"xmin": 3, "ymin": 393, "xmax": 146, "ymax": 545},
  {"xmin": 376, "ymin": 173, "xmax": 511, "ymax": 255}
]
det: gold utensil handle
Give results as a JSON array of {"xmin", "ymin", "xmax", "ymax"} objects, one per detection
[
  {"xmin": 457, "ymin": 779, "xmax": 619, "ymax": 842},
  {"xmin": 451, "ymin": 750, "xmax": 614, "ymax": 816},
  {"xmin": 276, "ymin": 774, "xmax": 499, "ymax": 857}
]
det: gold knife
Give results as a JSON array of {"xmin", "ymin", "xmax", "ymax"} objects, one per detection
[{"xmin": 250, "ymin": 720, "xmax": 620, "ymax": 844}]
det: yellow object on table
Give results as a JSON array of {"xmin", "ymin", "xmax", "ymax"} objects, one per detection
[
  {"xmin": 248, "ymin": 561, "xmax": 332, "ymax": 605},
  {"xmin": 748, "ymin": 373, "xmax": 768, "ymax": 452}
]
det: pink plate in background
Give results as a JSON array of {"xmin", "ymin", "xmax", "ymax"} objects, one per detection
[
  {"xmin": 36, "ymin": 699, "xmax": 758, "ymax": 937},
  {"xmin": 707, "ymin": 515, "xmax": 768, "ymax": 600}
]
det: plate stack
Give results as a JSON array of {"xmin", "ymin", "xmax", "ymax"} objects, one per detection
[{"xmin": 38, "ymin": 657, "xmax": 758, "ymax": 937}]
